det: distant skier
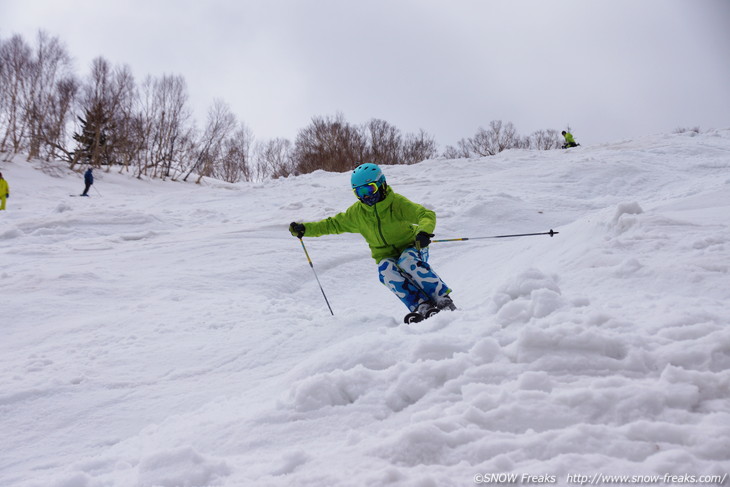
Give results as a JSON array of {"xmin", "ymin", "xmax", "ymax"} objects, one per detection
[
  {"xmin": 289, "ymin": 163, "xmax": 455, "ymax": 322},
  {"xmin": 562, "ymin": 130, "xmax": 579, "ymax": 149},
  {"xmin": 0, "ymin": 172, "xmax": 9, "ymax": 210},
  {"xmin": 81, "ymin": 167, "xmax": 94, "ymax": 196}
]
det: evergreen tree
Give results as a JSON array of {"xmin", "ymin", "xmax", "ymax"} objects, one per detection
[{"xmin": 72, "ymin": 103, "xmax": 108, "ymax": 167}]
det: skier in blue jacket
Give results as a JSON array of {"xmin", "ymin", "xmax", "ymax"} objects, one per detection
[{"xmin": 81, "ymin": 168, "xmax": 94, "ymax": 196}]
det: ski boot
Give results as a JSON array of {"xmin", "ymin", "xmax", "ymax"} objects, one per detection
[{"xmin": 435, "ymin": 294, "xmax": 456, "ymax": 311}]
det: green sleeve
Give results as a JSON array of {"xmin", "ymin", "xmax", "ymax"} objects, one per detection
[
  {"xmin": 394, "ymin": 194, "xmax": 436, "ymax": 234},
  {"xmin": 303, "ymin": 204, "xmax": 360, "ymax": 237}
]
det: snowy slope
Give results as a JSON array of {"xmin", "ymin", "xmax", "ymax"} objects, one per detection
[{"xmin": 1, "ymin": 130, "xmax": 729, "ymax": 487}]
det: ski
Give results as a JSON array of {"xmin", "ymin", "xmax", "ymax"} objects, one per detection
[
  {"xmin": 404, "ymin": 311, "xmax": 425, "ymax": 323},
  {"xmin": 403, "ymin": 307, "xmax": 441, "ymax": 324},
  {"xmin": 403, "ymin": 296, "xmax": 457, "ymax": 324},
  {"xmin": 403, "ymin": 311, "xmax": 437, "ymax": 324},
  {"xmin": 402, "ymin": 307, "xmax": 444, "ymax": 323}
]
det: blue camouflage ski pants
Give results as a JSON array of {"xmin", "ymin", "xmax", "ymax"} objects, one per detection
[{"xmin": 377, "ymin": 247, "xmax": 451, "ymax": 312}]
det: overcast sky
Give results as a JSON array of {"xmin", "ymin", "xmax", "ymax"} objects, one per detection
[{"xmin": 3, "ymin": 0, "xmax": 730, "ymax": 148}]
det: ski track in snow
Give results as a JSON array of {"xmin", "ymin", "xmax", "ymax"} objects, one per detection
[{"xmin": 1, "ymin": 130, "xmax": 729, "ymax": 486}]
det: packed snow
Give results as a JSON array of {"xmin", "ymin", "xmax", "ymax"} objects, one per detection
[{"xmin": 1, "ymin": 130, "xmax": 729, "ymax": 487}]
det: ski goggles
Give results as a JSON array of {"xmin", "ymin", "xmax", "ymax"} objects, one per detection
[{"xmin": 353, "ymin": 182, "xmax": 379, "ymax": 199}]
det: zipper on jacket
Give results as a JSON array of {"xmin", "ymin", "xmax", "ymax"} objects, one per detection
[
  {"xmin": 374, "ymin": 203, "xmax": 398, "ymax": 254},
  {"xmin": 374, "ymin": 204, "xmax": 389, "ymax": 247}
]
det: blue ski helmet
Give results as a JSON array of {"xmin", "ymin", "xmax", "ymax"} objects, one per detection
[{"xmin": 351, "ymin": 163, "xmax": 386, "ymax": 205}]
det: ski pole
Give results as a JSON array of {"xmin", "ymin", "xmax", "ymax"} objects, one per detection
[
  {"xmin": 93, "ymin": 185, "xmax": 102, "ymax": 197},
  {"xmin": 432, "ymin": 229, "xmax": 558, "ymax": 243},
  {"xmin": 298, "ymin": 237, "xmax": 334, "ymax": 315}
]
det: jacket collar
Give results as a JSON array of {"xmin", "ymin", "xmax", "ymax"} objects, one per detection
[{"xmin": 358, "ymin": 187, "xmax": 394, "ymax": 213}]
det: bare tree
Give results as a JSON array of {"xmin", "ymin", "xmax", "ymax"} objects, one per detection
[
  {"xmin": 135, "ymin": 75, "xmax": 160, "ymax": 176},
  {"xmin": 254, "ymin": 138, "xmax": 295, "ymax": 180},
  {"xmin": 364, "ymin": 118, "xmax": 402, "ymax": 165},
  {"xmin": 158, "ymin": 76, "xmax": 192, "ymax": 179},
  {"xmin": 214, "ymin": 125, "xmax": 254, "ymax": 183},
  {"xmin": 0, "ymin": 36, "xmax": 11, "ymax": 154},
  {"xmin": 0, "ymin": 34, "xmax": 32, "ymax": 153},
  {"xmin": 442, "ymin": 143, "xmax": 470, "ymax": 159},
  {"xmin": 400, "ymin": 129, "xmax": 438, "ymax": 164},
  {"xmin": 23, "ymin": 31, "xmax": 74, "ymax": 161},
  {"xmin": 448, "ymin": 122, "xmax": 566, "ymax": 158},
  {"xmin": 293, "ymin": 113, "xmax": 367, "ymax": 174},
  {"xmin": 136, "ymin": 74, "xmax": 192, "ymax": 179},
  {"xmin": 184, "ymin": 99, "xmax": 237, "ymax": 183},
  {"xmin": 527, "ymin": 129, "xmax": 562, "ymax": 150},
  {"xmin": 454, "ymin": 120, "xmax": 521, "ymax": 157},
  {"xmin": 463, "ymin": 127, "xmax": 492, "ymax": 157},
  {"xmin": 41, "ymin": 75, "xmax": 79, "ymax": 162}
]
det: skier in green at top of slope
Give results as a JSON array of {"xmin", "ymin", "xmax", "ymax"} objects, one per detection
[
  {"xmin": 289, "ymin": 163, "xmax": 455, "ymax": 321},
  {"xmin": 0, "ymin": 172, "xmax": 9, "ymax": 210},
  {"xmin": 562, "ymin": 130, "xmax": 579, "ymax": 149}
]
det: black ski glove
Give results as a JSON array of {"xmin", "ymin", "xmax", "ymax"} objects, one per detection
[
  {"xmin": 415, "ymin": 231, "xmax": 434, "ymax": 250},
  {"xmin": 289, "ymin": 222, "xmax": 305, "ymax": 238}
]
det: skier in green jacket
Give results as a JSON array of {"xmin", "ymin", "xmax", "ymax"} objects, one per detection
[
  {"xmin": 0, "ymin": 172, "xmax": 9, "ymax": 210},
  {"xmin": 289, "ymin": 163, "xmax": 454, "ymax": 321},
  {"xmin": 562, "ymin": 130, "xmax": 579, "ymax": 148}
]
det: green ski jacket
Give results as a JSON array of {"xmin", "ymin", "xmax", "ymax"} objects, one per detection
[{"xmin": 302, "ymin": 188, "xmax": 436, "ymax": 262}]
